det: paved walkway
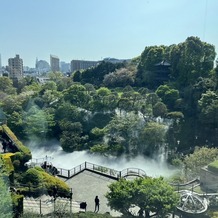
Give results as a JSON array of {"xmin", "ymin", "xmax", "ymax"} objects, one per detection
[{"xmin": 63, "ymin": 170, "xmax": 122, "ymax": 217}]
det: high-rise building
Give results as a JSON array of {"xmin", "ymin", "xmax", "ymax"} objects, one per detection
[
  {"xmin": 71, "ymin": 60, "xmax": 99, "ymax": 72},
  {"xmin": 7, "ymin": 54, "xmax": 23, "ymax": 79},
  {"xmin": 50, "ymin": 55, "xmax": 60, "ymax": 72},
  {"xmin": 60, "ymin": 61, "xmax": 70, "ymax": 73}
]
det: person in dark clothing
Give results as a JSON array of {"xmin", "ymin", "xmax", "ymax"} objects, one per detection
[
  {"xmin": 94, "ymin": 196, "xmax": 100, "ymax": 212},
  {"xmin": 53, "ymin": 185, "xmax": 58, "ymax": 201}
]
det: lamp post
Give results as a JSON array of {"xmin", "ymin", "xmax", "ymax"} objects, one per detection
[{"xmin": 176, "ymin": 140, "xmax": 180, "ymax": 153}]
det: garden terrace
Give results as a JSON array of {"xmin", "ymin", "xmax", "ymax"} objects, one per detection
[{"xmin": 1, "ymin": 124, "xmax": 32, "ymax": 163}]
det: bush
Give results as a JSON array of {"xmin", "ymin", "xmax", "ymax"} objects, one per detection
[
  {"xmin": 22, "ymin": 168, "xmax": 43, "ymax": 185},
  {"xmin": 2, "ymin": 125, "xmax": 32, "ymax": 164},
  {"xmin": 13, "ymin": 159, "xmax": 21, "ymax": 171},
  {"xmin": 208, "ymin": 160, "xmax": 218, "ymax": 174},
  {"xmin": 20, "ymin": 167, "xmax": 70, "ymax": 197}
]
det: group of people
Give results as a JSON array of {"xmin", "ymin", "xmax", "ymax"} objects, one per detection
[{"xmin": 41, "ymin": 161, "xmax": 59, "ymax": 176}]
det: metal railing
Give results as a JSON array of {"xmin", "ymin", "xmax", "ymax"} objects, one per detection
[
  {"xmin": 27, "ymin": 157, "xmax": 147, "ymax": 180},
  {"xmin": 120, "ymin": 168, "xmax": 147, "ymax": 178},
  {"xmin": 56, "ymin": 161, "xmax": 146, "ymax": 180}
]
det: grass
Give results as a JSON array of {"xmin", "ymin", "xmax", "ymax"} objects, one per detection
[{"xmin": 208, "ymin": 160, "xmax": 218, "ymax": 174}]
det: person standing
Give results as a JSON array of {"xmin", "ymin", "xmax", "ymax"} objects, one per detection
[{"xmin": 94, "ymin": 196, "xmax": 100, "ymax": 212}]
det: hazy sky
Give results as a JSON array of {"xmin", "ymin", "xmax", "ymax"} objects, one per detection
[{"xmin": 1, "ymin": 0, "xmax": 217, "ymax": 67}]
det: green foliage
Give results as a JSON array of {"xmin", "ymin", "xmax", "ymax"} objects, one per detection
[
  {"xmin": 2, "ymin": 125, "xmax": 32, "ymax": 163},
  {"xmin": 63, "ymin": 84, "xmax": 91, "ymax": 109},
  {"xmin": 11, "ymin": 193, "xmax": 24, "ymax": 216},
  {"xmin": 0, "ymin": 175, "xmax": 13, "ymax": 218},
  {"xmin": 166, "ymin": 111, "xmax": 184, "ymax": 120},
  {"xmin": 0, "ymin": 76, "xmax": 17, "ymax": 94},
  {"xmin": 103, "ymin": 67, "xmax": 135, "ymax": 88},
  {"xmin": 90, "ymin": 144, "xmax": 109, "ymax": 154},
  {"xmin": 22, "ymin": 168, "xmax": 43, "ymax": 185},
  {"xmin": 60, "ymin": 121, "xmax": 86, "ymax": 152},
  {"xmin": 21, "ymin": 211, "xmax": 114, "ymax": 218},
  {"xmin": 92, "ymin": 112, "xmax": 168, "ymax": 157},
  {"xmin": 184, "ymin": 147, "xmax": 218, "ymax": 179},
  {"xmin": 106, "ymin": 177, "xmax": 179, "ymax": 217},
  {"xmin": 208, "ymin": 160, "xmax": 218, "ymax": 174},
  {"xmin": 137, "ymin": 36, "xmax": 216, "ymax": 89},
  {"xmin": 80, "ymin": 61, "xmax": 125, "ymax": 86},
  {"xmin": 153, "ymin": 101, "xmax": 168, "ymax": 117},
  {"xmin": 198, "ymin": 90, "xmax": 218, "ymax": 125},
  {"xmin": 141, "ymin": 122, "xmax": 167, "ymax": 155},
  {"xmin": 22, "ymin": 105, "xmax": 55, "ymax": 140},
  {"xmin": 20, "ymin": 167, "xmax": 70, "ymax": 197},
  {"xmin": 156, "ymin": 85, "xmax": 179, "ymax": 110}
]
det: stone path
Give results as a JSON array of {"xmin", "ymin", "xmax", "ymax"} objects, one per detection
[{"xmin": 63, "ymin": 170, "xmax": 122, "ymax": 217}]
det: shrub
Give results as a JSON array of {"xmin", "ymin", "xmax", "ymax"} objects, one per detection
[
  {"xmin": 20, "ymin": 167, "xmax": 70, "ymax": 197},
  {"xmin": 208, "ymin": 160, "xmax": 218, "ymax": 174},
  {"xmin": 2, "ymin": 125, "xmax": 32, "ymax": 164},
  {"xmin": 22, "ymin": 168, "xmax": 43, "ymax": 185},
  {"xmin": 13, "ymin": 160, "xmax": 21, "ymax": 171}
]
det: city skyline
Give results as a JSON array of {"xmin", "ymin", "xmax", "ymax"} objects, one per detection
[{"xmin": 1, "ymin": 0, "xmax": 217, "ymax": 67}]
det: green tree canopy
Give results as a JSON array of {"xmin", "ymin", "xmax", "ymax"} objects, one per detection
[
  {"xmin": 0, "ymin": 175, "xmax": 13, "ymax": 218},
  {"xmin": 106, "ymin": 177, "xmax": 179, "ymax": 217},
  {"xmin": 184, "ymin": 147, "xmax": 218, "ymax": 179}
]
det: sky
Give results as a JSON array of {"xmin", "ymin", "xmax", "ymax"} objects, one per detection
[{"xmin": 0, "ymin": 0, "xmax": 217, "ymax": 67}]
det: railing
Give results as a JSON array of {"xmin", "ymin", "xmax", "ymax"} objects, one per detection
[
  {"xmin": 57, "ymin": 162, "xmax": 121, "ymax": 179},
  {"xmin": 120, "ymin": 168, "xmax": 147, "ymax": 178},
  {"xmin": 56, "ymin": 161, "xmax": 146, "ymax": 180},
  {"xmin": 27, "ymin": 158, "xmax": 147, "ymax": 180}
]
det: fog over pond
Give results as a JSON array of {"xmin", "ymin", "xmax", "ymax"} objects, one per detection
[{"xmin": 28, "ymin": 141, "xmax": 177, "ymax": 178}]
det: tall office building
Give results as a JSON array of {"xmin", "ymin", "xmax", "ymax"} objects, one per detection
[
  {"xmin": 71, "ymin": 60, "xmax": 99, "ymax": 72},
  {"xmin": 7, "ymin": 54, "xmax": 23, "ymax": 79},
  {"xmin": 50, "ymin": 55, "xmax": 60, "ymax": 72}
]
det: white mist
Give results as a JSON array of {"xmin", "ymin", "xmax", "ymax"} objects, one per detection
[{"xmin": 28, "ymin": 141, "xmax": 177, "ymax": 178}]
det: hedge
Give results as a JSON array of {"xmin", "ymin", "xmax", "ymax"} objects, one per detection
[
  {"xmin": 20, "ymin": 167, "xmax": 70, "ymax": 198},
  {"xmin": 208, "ymin": 160, "xmax": 218, "ymax": 174},
  {"xmin": 2, "ymin": 124, "xmax": 32, "ymax": 163}
]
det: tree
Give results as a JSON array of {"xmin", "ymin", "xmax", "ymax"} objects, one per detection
[
  {"xmin": 153, "ymin": 102, "xmax": 168, "ymax": 117},
  {"xmin": 0, "ymin": 176, "xmax": 13, "ymax": 218},
  {"xmin": 140, "ymin": 122, "xmax": 167, "ymax": 156},
  {"xmin": 0, "ymin": 76, "xmax": 16, "ymax": 94},
  {"xmin": 48, "ymin": 71, "xmax": 64, "ymax": 82},
  {"xmin": 59, "ymin": 121, "xmax": 86, "ymax": 152},
  {"xmin": 106, "ymin": 177, "xmax": 179, "ymax": 217},
  {"xmin": 23, "ymin": 105, "xmax": 55, "ymax": 140},
  {"xmin": 156, "ymin": 85, "xmax": 179, "ymax": 110},
  {"xmin": 171, "ymin": 37, "xmax": 216, "ymax": 87},
  {"xmin": 73, "ymin": 70, "xmax": 82, "ymax": 82},
  {"xmin": 103, "ymin": 68, "xmax": 135, "ymax": 88},
  {"xmin": 184, "ymin": 147, "xmax": 218, "ymax": 179},
  {"xmin": 198, "ymin": 90, "xmax": 218, "ymax": 126},
  {"xmin": 63, "ymin": 84, "xmax": 91, "ymax": 109},
  {"xmin": 81, "ymin": 61, "xmax": 124, "ymax": 86},
  {"xmin": 136, "ymin": 45, "xmax": 165, "ymax": 87}
]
